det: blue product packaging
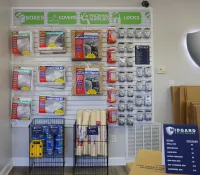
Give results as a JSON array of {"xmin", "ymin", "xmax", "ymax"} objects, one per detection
[
  {"xmin": 55, "ymin": 147, "xmax": 63, "ymax": 155},
  {"xmin": 55, "ymin": 140, "xmax": 63, "ymax": 148},
  {"xmin": 46, "ymin": 148, "xmax": 54, "ymax": 156}
]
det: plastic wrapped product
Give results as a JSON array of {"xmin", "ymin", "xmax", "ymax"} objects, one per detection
[
  {"xmin": 11, "ymin": 97, "xmax": 32, "ymax": 120},
  {"xmin": 127, "ymin": 114, "xmax": 134, "ymax": 126},
  {"xmin": 108, "ymin": 106, "xmax": 117, "ymax": 123},
  {"xmin": 127, "ymin": 42, "xmax": 134, "ymax": 53},
  {"xmin": 107, "ymin": 67, "xmax": 117, "ymax": 83},
  {"xmin": 72, "ymin": 30, "xmax": 102, "ymax": 61},
  {"xmin": 118, "ymin": 71, "xmax": 126, "ymax": 82},
  {"xmin": 135, "ymin": 28, "xmax": 142, "ymax": 38},
  {"xmin": 72, "ymin": 64, "xmax": 103, "ymax": 96},
  {"xmin": 11, "ymin": 31, "xmax": 33, "ymax": 56},
  {"xmin": 135, "ymin": 96, "xmax": 143, "ymax": 107},
  {"xmin": 118, "ymin": 28, "xmax": 125, "ymax": 38},
  {"xmin": 127, "ymin": 28, "xmax": 134, "ymax": 38},
  {"xmin": 119, "ymin": 86, "xmax": 125, "ymax": 97},
  {"xmin": 145, "ymin": 110, "xmax": 152, "ymax": 121},
  {"xmin": 118, "ymin": 100, "xmax": 126, "ymax": 112},
  {"xmin": 145, "ymin": 95, "xmax": 152, "ymax": 106},
  {"xmin": 119, "ymin": 57, "xmax": 126, "ymax": 67},
  {"xmin": 136, "ymin": 67, "xmax": 143, "ymax": 77},
  {"xmin": 38, "ymin": 66, "xmax": 65, "ymax": 88},
  {"xmin": 136, "ymin": 111, "xmax": 144, "ymax": 122},
  {"xmin": 107, "ymin": 47, "xmax": 117, "ymax": 63},
  {"xmin": 118, "ymin": 42, "xmax": 125, "ymax": 53},
  {"xmin": 127, "ymin": 72, "xmax": 134, "ymax": 82},
  {"xmin": 39, "ymin": 96, "xmax": 66, "ymax": 115},
  {"xmin": 127, "ymin": 86, "xmax": 134, "ymax": 97},
  {"xmin": 12, "ymin": 67, "xmax": 33, "ymax": 91},
  {"xmin": 145, "ymin": 81, "xmax": 152, "ymax": 92},
  {"xmin": 136, "ymin": 81, "xmax": 143, "ymax": 91},
  {"xmin": 144, "ymin": 67, "xmax": 152, "ymax": 77},
  {"xmin": 39, "ymin": 30, "xmax": 66, "ymax": 54},
  {"xmin": 107, "ymin": 27, "xmax": 117, "ymax": 44},
  {"xmin": 144, "ymin": 28, "xmax": 151, "ymax": 38},
  {"xmin": 118, "ymin": 114, "xmax": 125, "ymax": 126},
  {"xmin": 107, "ymin": 87, "xmax": 117, "ymax": 103},
  {"xmin": 127, "ymin": 100, "xmax": 134, "ymax": 112},
  {"xmin": 127, "ymin": 57, "xmax": 134, "ymax": 67}
]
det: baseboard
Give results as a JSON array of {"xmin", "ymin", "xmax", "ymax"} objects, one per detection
[
  {"xmin": 0, "ymin": 159, "xmax": 13, "ymax": 175},
  {"xmin": 13, "ymin": 157, "xmax": 126, "ymax": 166}
]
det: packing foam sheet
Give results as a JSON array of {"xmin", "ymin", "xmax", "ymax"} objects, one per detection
[
  {"xmin": 12, "ymin": 67, "xmax": 33, "ymax": 91},
  {"xmin": 100, "ymin": 110, "xmax": 107, "ymax": 156},
  {"xmin": 11, "ymin": 31, "xmax": 33, "ymax": 56},
  {"xmin": 82, "ymin": 110, "xmax": 91, "ymax": 155},
  {"xmin": 38, "ymin": 66, "xmax": 65, "ymax": 89},
  {"xmin": 76, "ymin": 110, "xmax": 83, "ymax": 156},
  {"xmin": 11, "ymin": 97, "xmax": 32, "ymax": 120},
  {"xmin": 39, "ymin": 96, "xmax": 66, "ymax": 115}
]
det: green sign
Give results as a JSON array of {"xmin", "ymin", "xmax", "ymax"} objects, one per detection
[
  {"xmin": 15, "ymin": 12, "xmax": 44, "ymax": 24},
  {"xmin": 48, "ymin": 12, "xmax": 77, "ymax": 24},
  {"xmin": 112, "ymin": 12, "xmax": 141, "ymax": 24},
  {"xmin": 80, "ymin": 12, "xmax": 109, "ymax": 24}
]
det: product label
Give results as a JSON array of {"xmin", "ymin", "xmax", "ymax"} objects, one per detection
[
  {"xmin": 80, "ymin": 12, "xmax": 109, "ymax": 24},
  {"xmin": 75, "ymin": 32, "xmax": 85, "ymax": 59},
  {"xmin": 87, "ymin": 126, "xmax": 98, "ymax": 135},
  {"xmin": 76, "ymin": 68, "xmax": 85, "ymax": 95},
  {"xmin": 48, "ymin": 12, "xmax": 77, "ymax": 24}
]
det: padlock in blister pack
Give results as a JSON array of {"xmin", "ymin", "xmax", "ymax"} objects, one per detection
[
  {"xmin": 118, "ymin": 71, "xmax": 126, "ymax": 82},
  {"xmin": 108, "ymin": 106, "xmax": 118, "ymax": 123},
  {"xmin": 118, "ymin": 114, "xmax": 125, "ymax": 126},
  {"xmin": 118, "ymin": 100, "xmax": 126, "ymax": 112}
]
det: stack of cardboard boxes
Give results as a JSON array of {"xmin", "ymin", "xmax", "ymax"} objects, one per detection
[{"xmin": 171, "ymin": 86, "xmax": 200, "ymax": 129}]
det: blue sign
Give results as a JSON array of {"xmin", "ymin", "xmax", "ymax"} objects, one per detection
[
  {"xmin": 163, "ymin": 124, "xmax": 200, "ymax": 174},
  {"xmin": 87, "ymin": 126, "xmax": 98, "ymax": 135}
]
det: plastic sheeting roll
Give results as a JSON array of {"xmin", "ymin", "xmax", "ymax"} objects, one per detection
[
  {"xmin": 90, "ymin": 111, "xmax": 97, "ymax": 156},
  {"xmin": 100, "ymin": 110, "xmax": 107, "ymax": 156},
  {"xmin": 76, "ymin": 110, "xmax": 83, "ymax": 156}
]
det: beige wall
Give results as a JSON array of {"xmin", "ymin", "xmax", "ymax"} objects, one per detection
[{"xmin": 0, "ymin": 0, "xmax": 12, "ymax": 171}]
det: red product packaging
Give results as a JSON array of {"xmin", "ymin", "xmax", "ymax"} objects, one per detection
[
  {"xmin": 76, "ymin": 68, "xmax": 85, "ymax": 95},
  {"xmin": 39, "ymin": 31, "xmax": 47, "ymax": 48},
  {"xmin": 107, "ymin": 47, "xmax": 117, "ymax": 63},
  {"xmin": 107, "ymin": 87, "xmax": 117, "ymax": 103},
  {"xmin": 107, "ymin": 27, "xmax": 117, "ymax": 44},
  {"xmin": 108, "ymin": 106, "xmax": 117, "ymax": 123},
  {"xmin": 107, "ymin": 67, "xmax": 117, "ymax": 83}
]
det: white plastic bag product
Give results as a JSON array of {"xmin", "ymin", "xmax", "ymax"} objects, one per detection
[
  {"xmin": 38, "ymin": 66, "xmax": 65, "ymax": 89},
  {"xmin": 11, "ymin": 97, "xmax": 32, "ymax": 120},
  {"xmin": 39, "ymin": 96, "xmax": 66, "ymax": 115},
  {"xmin": 12, "ymin": 67, "xmax": 33, "ymax": 91},
  {"xmin": 11, "ymin": 31, "xmax": 33, "ymax": 56}
]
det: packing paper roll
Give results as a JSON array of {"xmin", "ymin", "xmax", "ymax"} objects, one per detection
[
  {"xmin": 76, "ymin": 110, "xmax": 83, "ymax": 156},
  {"xmin": 100, "ymin": 110, "xmax": 107, "ymax": 156},
  {"xmin": 96, "ymin": 110, "xmax": 101, "ymax": 155},
  {"xmin": 83, "ymin": 110, "xmax": 91, "ymax": 155},
  {"xmin": 90, "ymin": 111, "xmax": 97, "ymax": 156}
]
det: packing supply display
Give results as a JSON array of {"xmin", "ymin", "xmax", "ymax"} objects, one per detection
[
  {"xmin": 11, "ymin": 96, "xmax": 32, "ymax": 120},
  {"xmin": 11, "ymin": 31, "xmax": 33, "ymax": 56},
  {"xmin": 71, "ymin": 30, "xmax": 102, "ymax": 61},
  {"xmin": 72, "ymin": 64, "xmax": 103, "ymax": 96},
  {"xmin": 38, "ymin": 66, "xmax": 66, "ymax": 89},
  {"xmin": 12, "ymin": 67, "xmax": 33, "ymax": 91},
  {"xmin": 39, "ymin": 96, "xmax": 66, "ymax": 115},
  {"xmin": 38, "ymin": 30, "xmax": 66, "ymax": 54},
  {"xmin": 75, "ymin": 110, "xmax": 107, "ymax": 157}
]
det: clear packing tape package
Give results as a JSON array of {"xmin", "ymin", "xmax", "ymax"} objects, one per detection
[{"xmin": 76, "ymin": 110, "xmax": 107, "ymax": 157}]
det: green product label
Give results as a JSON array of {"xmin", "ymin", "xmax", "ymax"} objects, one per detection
[
  {"xmin": 48, "ymin": 12, "xmax": 77, "ymax": 24},
  {"xmin": 15, "ymin": 12, "xmax": 44, "ymax": 24},
  {"xmin": 112, "ymin": 12, "xmax": 141, "ymax": 24},
  {"xmin": 80, "ymin": 12, "xmax": 109, "ymax": 24}
]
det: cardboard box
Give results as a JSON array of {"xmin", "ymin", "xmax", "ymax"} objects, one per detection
[
  {"xmin": 171, "ymin": 86, "xmax": 180, "ymax": 124},
  {"xmin": 129, "ymin": 150, "xmax": 181, "ymax": 175}
]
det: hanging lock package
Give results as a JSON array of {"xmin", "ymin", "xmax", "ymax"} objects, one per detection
[
  {"xmin": 108, "ymin": 106, "xmax": 117, "ymax": 123},
  {"xmin": 39, "ymin": 96, "xmax": 66, "ymax": 115},
  {"xmin": 107, "ymin": 87, "xmax": 117, "ymax": 103},
  {"xmin": 107, "ymin": 47, "xmax": 117, "ymax": 63},
  {"xmin": 11, "ymin": 31, "xmax": 33, "ymax": 56},
  {"xmin": 12, "ymin": 67, "xmax": 33, "ymax": 91},
  {"xmin": 118, "ymin": 100, "xmax": 126, "ymax": 112},
  {"xmin": 145, "ymin": 110, "xmax": 152, "ymax": 121},
  {"xmin": 144, "ymin": 28, "xmax": 151, "ymax": 38},
  {"xmin": 38, "ymin": 66, "xmax": 65, "ymax": 89},
  {"xmin": 127, "ymin": 57, "xmax": 134, "ymax": 67},
  {"xmin": 107, "ymin": 67, "xmax": 117, "ymax": 83},
  {"xmin": 136, "ymin": 111, "xmax": 144, "ymax": 122},
  {"xmin": 118, "ymin": 114, "xmax": 125, "ymax": 126},
  {"xmin": 127, "ymin": 42, "xmax": 134, "ymax": 53},
  {"xmin": 118, "ymin": 71, "xmax": 126, "ymax": 82},
  {"xmin": 135, "ymin": 28, "xmax": 142, "ymax": 38},
  {"xmin": 118, "ymin": 42, "xmax": 125, "ymax": 53},
  {"xmin": 127, "ymin": 114, "xmax": 134, "ymax": 126},
  {"xmin": 72, "ymin": 30, "xmax": 102, "ymax": 61},
  {"xmin": 72, "ymin": 64, "xmax": 103, "ymax": 96},
  {"xmin": 118, "ymin": 28, "xmax": 125, "ymax": 38},
  {"xmin": 119, "ymin": 57, "xmax": 126, "ymax": 67},
  {"xmin": 119, "ymin": 86, "xmax": 125, "ymax": 97},
  {"xmin": 39, "ymin": 30, "xmax": 66, "ymax": 54},
  {"xmin": 144, "ymin": 67, "xmax": 152, "ymax": 77},
  {"xmin": 107, "ymin": 27, "xmax": 117, "ymax": 44},
  {"xmin": 127, "ymin": 28, "xmax": 134, "ymax": 38},
  {"xmin": 11, "ymin": 97, "xmax": 32, "ymax": 120}
]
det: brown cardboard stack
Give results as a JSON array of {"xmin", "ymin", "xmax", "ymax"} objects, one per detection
[
  {"xmin": 127, "ymin": 150, "xmax": 181, "ymax": 175},
  {"xmin": 171, "ymin": 86, "xmax": 200, "ymax": 129}
]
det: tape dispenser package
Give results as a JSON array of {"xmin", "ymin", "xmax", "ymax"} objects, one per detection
[
  {"xmin": 11, "ymin": 31, "xmax": 33, "ymax": 56},
  {"xmin": 12, "ymin": 67, "xmax": 33, "ymax": 91},
  {"xmin": 39, "ymin": 96, "xmax": 66, "ymax": 115},
  {"xmin": 39, "ymin": 30, "xmax": 66, "ymax": 54},
  {"xmin": 11, "ymin": 97, "xmax": 32, "ymax": 120},
  {"xmin": 38, "ymin": 66, "xmax": 65, "ymax": 89}
]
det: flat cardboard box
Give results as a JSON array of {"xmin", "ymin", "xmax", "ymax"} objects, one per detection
[
  {"xmin": 185, "ymin": 86, "xmax": 200, "ymax": 101},
  {"xmin": 129, "ymin": 150, "xmax": 181, "ymax": 175},
  {"xmin": 179, "ymin": 86, "xmax": 186, "ymax": 124},
  {"xmin": 171, "ymin": 86, "xmax": 180, "ymax": 124}
]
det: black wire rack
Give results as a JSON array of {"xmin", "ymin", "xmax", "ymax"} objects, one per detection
[
  {"xmin": 73, "ymin": 124, "xmax": 108, "ymax": 175},
  {"xmin": 29, "ymin": 118, "xmax": 65, "ymax": 175}
]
